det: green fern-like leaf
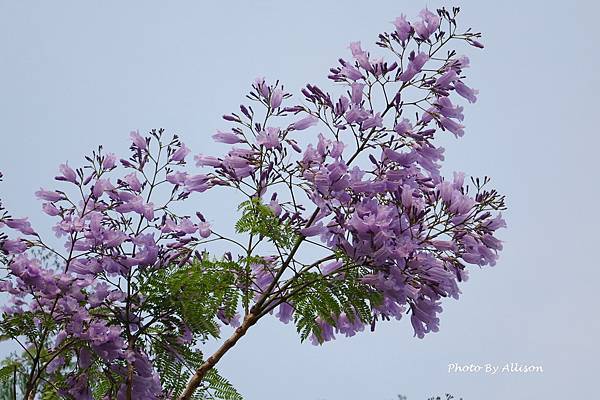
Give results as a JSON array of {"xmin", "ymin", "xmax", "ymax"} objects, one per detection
[
  {"xmin": 0, "ymin": 365, "xmax": 14, "ymax": 383},
  {"xmin": 40, "ymin": 385, "xmax": 61, "ymax": 400},
  {"xmin": 151, "ymin": 340, "xmax": 242, "ymax": 400},
  {"xmin": 204, "ymin": 369, "xmax": 243, "ymax": 400},
  {"xmin": 138, "ymin": 257, "xmax": 243, "ymax": 341},
  {"xmin": 291, "ymin": 265, "xmax": 381, "ymax": 344},
  {"xmin": 235, "ymin": 199, "xmax": 297, "ymax": 249}
]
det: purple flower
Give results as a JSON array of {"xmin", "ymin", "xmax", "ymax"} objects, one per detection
[
  {"xmin": 102, "ymin": 153, "xmax": 117, "ymax": 169},
  {"xmin": 255, "ymin": 76, "xmax": 269, "ymax": 97},
  {"xmin": 198, "ymin": 222, "xmax": 211, "ymax": 238},
  {"xmin": 336, "ymin": 313, "xmax": 366, "ymax": 337},
  {"xmin": 435, "ymin": 70, "xmax": 458, "ymax": 90},
  {"xmin": 360, "ymin": 113, "xmax": 383, "ymax": 131},
  {"xmin": 345, "ymin": 105, "xmax": 370, "ymax": 124},
  {"xmin": 2, "ymin": 239, "xmax": 27, "ymax": 254},
  {"xmin": 46, "ymin": 356, "xmax": 65, "ymax": 374},
  {"xmin": 56, "ymin": 163, "xmax": 78, "ymax": 184},
  {"xmin": 162, "ymin": 218, "xmax": 197, "ymax": 235},
  {"xmin": 128, "ymin": 234, "xmax": 159, "ymax": 267},
  {"xmin": 351, "ymin": 83, "xmax": 365, "ymax": 104},
  {"xmin": 275, "ymin": 302, "xmax": 294, "ymax": 324},
  {"xmin": 393, "ymin": 14, "xmax": 412, "ymax": 42},
  {"xmin": 331, "ymin": 141, "xmax": 345, "ymax": 159},
  {"xmin": 291, "ymin": 115, "xmax": 318, "ymax": 131},
  {"xmin": 35, "ymin": 188, "xmax": 65, "ymax": 202},
  {"xmin": 454, "ymin": 81, "xmax": 479, "ymax": 103},
  {"xmin": 64, "ymin": 374, "xmax": 93, "ymax": 399},
  {"xmin": 413, "ymin": 8, "xmax": 440, "ymax": 40},
  {"xmin": 130, "ymin": 130, "xmax": 147, "ymax": 150},
  {"xmin": 410, "ymin": 298, "xmax": 442, "ymax": 338},
  {"xmin": 467, "ymin": 38, "xmax": 485, "ymax": 49},
  {"xmin": 170, "ymin": 143, "xmax": 190, "ymax": 162},
  {"xmin": 70, "ymin": 259, "xmax": 103, "ymax": 276},
  {"xmin": 92, "ymin": 178, "xmax": 114, "ymax": 198},
  {"xmin": 166, "ymin": 171, "xmax": 188, "ymax": 186},
  {"xmin": 268, "ymin": 199, "xmax": 282, "ymax": 216},
  {"xmin": 431, "ymin": 240, "xmax": 455, "ymax": 251},
  {"xmin": 484, "ymin": 214, "xmax": 507, "ymax": 231},
  {"xmin": 321, "ymin": 260, "xmax": 343, "ymax": 275},
  {"xmin": 103, "ymin": 230, "xmax": 128, "ymax": 248},
  {"xmin": 122, "ymin": 173, "xmax": 142, "ymax": 192},
  {"xmin": 460, "ymin": 233, "xmax": 499, "ymax": 266},
  {"xmin": 213, "ymin": 131, "xmax": 242, "ymax": 144},
  {"xmin": 256, "ymin": 127, "xmax": 281, "ymax": 149},
  {"xmin": 394, "ymin": 119, "xmax": 413, "ymax": 135},
  {"xmin": 251, "ymin": 259, "xmax": 275, "ymax": 294},
  {"xmin": 401, "ymin": 185, "xmax": 415, "ymax": 208},
  {"xmin": 42, "ymin": 203, "xmax": 60, "ymax": 216},
  {"xmin": 440, "ymin": 117, "xmax": 465, "ymax": 137},
  {"xmin": 6, "ymin": 218, "xmax": 36, "ymax": 236},
  {"xmin": 398, "ymin": 52, "xmax": 429, "ymax": 81},
  {"xmin": 349, "ymin": 41, "xmax": 371, "ymax": 71},
  {"xmin": 451, "ymin": 55, "xmax": 470, "ymax": 70},
  {"xmin": 299, "ymin": 222, "xmax": 325, "ymax": 237},
  {"xmin": 340, "ymin": 64, "xmax": 363, "ymax": 81},
  {"xmin": 195, "ymin": 154, "xmax": 221, "ymax": 167},
  {"xmin": 310, "ymin": 318, "xmax": 336, "ymax": 345},
  {"xmin": 184, "ymin": 174, "xmax": 210, "ymax": 193},
  {"xmin": 270, "ymin": 87, "xmax": 284, "ymax": 108},
  {"xmin": 115, "ymin": 195, "xmax": 154, "ymax": 221},
  {"xmin": 436, "ymin": 97, "xmax": 464, "ymax": 121},
  {"xmin": 223, "ymin": 155, "xmax": 250, "ymax": 170},
  {"xmin": 176, "ymin": 326, "xmax": 193, "ymax": 345}
]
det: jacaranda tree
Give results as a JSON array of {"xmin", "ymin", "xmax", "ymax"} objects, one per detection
[{"xmin": 0, "ymin": 7, "xmax": 506, "ymax": 399}]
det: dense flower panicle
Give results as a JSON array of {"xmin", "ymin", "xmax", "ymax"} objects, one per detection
[
  {"xmin": 198, "ymin": 6, "xmax": 500, "ymax": 344},
  {"xmin": 0, "ymin": 130, "xmax": 225, "ymax": 396},
  {"xmin": 0, "ymin": 7, "xmax": 504, "ymax": 398}
]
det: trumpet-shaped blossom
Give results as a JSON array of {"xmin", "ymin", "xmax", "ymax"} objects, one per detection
[
  {"xmin": 413, "ymin": 8, "xmax": 440, "ymax": 40},
  {"xmin": 170, "ymin": 143, "xmax": 191, "ymax": 162},
  {"xmin": 5, "ymin": 218, "xmax": 36, "ymax": 236},
  {"xmin": 393, "ymin": 14, "xmax": 412, "ymax": 42},
  {"xmin": 57, "ymin": 163, "xmax": 78, "ymax": 184},
  {"xmin": 291, "ymin": 115, "xmax": 319, "ymax": 131},
  {"xmin": 213, "ymin": 131, "xmax": 242, "ymax": 144}
]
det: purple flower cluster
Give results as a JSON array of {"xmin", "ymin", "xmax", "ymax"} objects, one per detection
[
  {"xmin": 194, "ymin": 8, "xmax": 504, "ymax": 345},
  {"xmin": 0, "ymin": 7, "xmax": 505, "ymax": 399},
  {"xmin": 0, "ymin": 132, "xmax": 221, "ymax": 398}
]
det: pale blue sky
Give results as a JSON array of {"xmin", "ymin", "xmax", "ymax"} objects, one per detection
[{"xmin": 0, "ymin": 1, "xmax": 598, "ymax": 399}]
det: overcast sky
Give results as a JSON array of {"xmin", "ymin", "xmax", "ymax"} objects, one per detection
[{"xmin": 0, "ymin": 1, "xmax": 598, "ymax": 399}]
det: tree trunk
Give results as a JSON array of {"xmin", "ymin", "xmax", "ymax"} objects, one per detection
[{"xmin": 178, "ymin": 313, "xmax": 257, "ymax": 400}]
